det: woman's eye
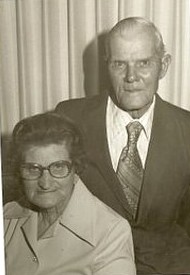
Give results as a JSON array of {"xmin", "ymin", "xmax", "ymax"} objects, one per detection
[
  {"xmin": 27, "ymin": 165, "xmax": 39, "ymax": 172},
  {"xmin": 22, "ymin": 165, "xmax": 40, "ymax": 175},
  {"xmin": 54, "ymin": 164, "xmax": 64, "ymax": 170},
  {"xmin": 52, "ymin": 162, "xmax": 67, "ymax": 171},
  {"xmin": 31, "ymin": 167, "xmax": 38, "ymax": 171}
]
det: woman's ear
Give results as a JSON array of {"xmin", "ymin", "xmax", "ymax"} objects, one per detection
[{"xmin": 159, "ymin": 54, "xmax": 172, "ymax": 79}]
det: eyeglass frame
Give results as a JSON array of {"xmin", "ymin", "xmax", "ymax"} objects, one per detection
[{"xmin": 19, "ymin": 160, "xmax": 73, "ymax": 180}]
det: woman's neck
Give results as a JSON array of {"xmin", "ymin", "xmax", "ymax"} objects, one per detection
[{"xmin": 37, "ymin": 200, "xmax": 66, "ymax": 239}]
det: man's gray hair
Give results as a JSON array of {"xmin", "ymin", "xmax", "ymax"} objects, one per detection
[{"xmin": 104, "ymin": 17, "xmax": 166, "ymax": 60}]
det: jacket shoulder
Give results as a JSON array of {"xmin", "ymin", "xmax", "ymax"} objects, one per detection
[
  {"xmin": 161, "ymin": 99, "xmax": 190, "ymax": 119},
  {"xmin": 4, "ymin": 201, "xmax": 19, "ymax": 217},
  {"xmin": 156, "ymin": 96, "xmax": 190, "ymax": 127},
  {"xmin": 95, "ymin": 196, "xmax": 131, "ymax": 229},
  {"xmin": 4, "ymin": 201, "xmax": 30, "ymax": 219},
  {"xmin": 55, "ymin": 95, "xmax": 101, "ymax": 117},
  {"xmin": 77, "ymin": 180, "xmax": 131, "ymax": 232}
]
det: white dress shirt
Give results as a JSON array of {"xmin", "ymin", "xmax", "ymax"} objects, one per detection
[{"xmin": 106, "ymin": 96, "xmax": 155, "ymax": 170}]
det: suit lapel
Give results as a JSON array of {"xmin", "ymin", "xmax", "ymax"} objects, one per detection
[
  {"xmin": 21, "ymin": 211, "xmax": 39, "ymax": 258},
  {"xmin": 136, "ymin": 95, "xmax": 183, "ymax": 224}
]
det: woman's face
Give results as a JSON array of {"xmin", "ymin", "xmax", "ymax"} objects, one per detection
[{"xmin": 21, "ymin": 143, "xmax": 76, "ymax": 210}]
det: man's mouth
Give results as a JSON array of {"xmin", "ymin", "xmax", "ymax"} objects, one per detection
[{"xmin": 123, "ymin": 88, "xmax": 141, "ymax": 92}]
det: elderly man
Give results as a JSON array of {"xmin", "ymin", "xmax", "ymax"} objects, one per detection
[{"xmin": 56, "ymin": 17, "xmax": 190, "ymax": 274}]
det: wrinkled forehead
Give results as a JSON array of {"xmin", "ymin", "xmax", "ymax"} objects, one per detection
[
  {"xmin": 108, "ymin": 27, "xmax": 158, "ymax": 59},
  {"xmin": 21, "ymin": 143, "xmax": 71, "ymax": 166},
  {"xmin": 20, "ymin": 141, "xmax": 71, "ymax": 159}
]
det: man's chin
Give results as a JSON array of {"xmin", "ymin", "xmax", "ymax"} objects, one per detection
[
  {"xmin": 120, "ymin": 102, "xmax": 152, "ymax": 118},
  {"xmin": 119, "ymin": 102, "xmax": 143, "ymax": 112}
]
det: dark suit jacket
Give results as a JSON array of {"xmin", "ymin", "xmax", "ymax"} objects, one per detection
[{"xmin": 56, "ymin": 92, "xmax": 190, "ymax": 274}]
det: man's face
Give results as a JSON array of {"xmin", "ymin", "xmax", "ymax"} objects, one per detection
[{"xmin": 107, "ymin": 28, "xmax": 170, "ymax": 117}]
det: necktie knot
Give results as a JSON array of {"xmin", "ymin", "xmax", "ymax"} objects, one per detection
[{"xmin": 126, "ymin": 121, "xmax": 143, "ymax": 145}]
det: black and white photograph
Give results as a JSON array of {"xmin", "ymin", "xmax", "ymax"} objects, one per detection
[{"xmin": 1, "ymin": 0, "xmax": 190, "ymax": 274}]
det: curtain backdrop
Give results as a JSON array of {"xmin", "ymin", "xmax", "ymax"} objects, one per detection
[{"xmin": 0, "ymin": 0, "xmax": 190, "ymax": 135}]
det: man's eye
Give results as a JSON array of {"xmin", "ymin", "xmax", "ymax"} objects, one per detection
[
  {"xmin": 111, "ymin": 61, "xmax": 126, "ymax": 70},
  {"xmin": 137, "ymin": 60, "xmax": 151, "ymax": 68},
  {"xmin": 116, "ymin": 61, "xmax": 124, "ymax": 66}
]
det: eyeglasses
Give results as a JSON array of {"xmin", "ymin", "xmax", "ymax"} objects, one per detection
[{"xmin": 20, "ymin": 160, "xmax": 73, "ymax": 180}]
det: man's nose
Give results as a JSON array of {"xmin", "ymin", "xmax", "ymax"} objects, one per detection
[
  {"xmin": 124, "ymin": 64, "xmax": 138, "ymax": 83},
  {"xmin": 38, "ymin": 170, "xmax": 52, "ymax": 189}
]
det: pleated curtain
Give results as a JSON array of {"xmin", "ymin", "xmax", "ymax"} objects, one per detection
[{"xmin": 0, "ymin": 0, "xmax": 190, "ymax": 135}]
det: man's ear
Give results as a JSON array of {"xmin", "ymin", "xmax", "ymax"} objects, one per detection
[{"xmin": 159, "ymin": 54, "xmax": 171, "ymax": 79}]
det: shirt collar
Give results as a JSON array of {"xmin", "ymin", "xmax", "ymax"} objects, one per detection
[{"xmin": 107, "ymin": 95, "xmax": 155, "ymax": 140}]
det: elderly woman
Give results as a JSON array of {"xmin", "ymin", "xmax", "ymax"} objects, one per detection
[{"xmin": 3, "ymin": 112, "xmax": 136, "ymax": 275}]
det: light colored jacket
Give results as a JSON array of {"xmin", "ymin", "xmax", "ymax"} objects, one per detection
[{"xmin": 4, "ymin": 179, "xmax": 136, "ymax": 275}]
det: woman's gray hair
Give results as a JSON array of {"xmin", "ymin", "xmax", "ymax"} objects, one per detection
[
  {"xmin": 104, "ymin": 17, "xmax": 166, "ymax": 60},
  {"xmin": 12, "ymin": 112, "xmax": 87, "ymax": 175}
]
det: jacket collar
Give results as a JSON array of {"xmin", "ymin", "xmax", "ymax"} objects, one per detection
[
  {"xmin": 136, "ymin": 94, "xmax": 177, "ymax": 224},
  {"xmin": 59, "ymin": 178, "xmax": 96, "ymax": 246},
  {"xmin": 4, "ymin": 179, "xmax": 96, "ymax": 246},
  {"xmin": 81, "ymin": 91, "xmax": 138, "ymax": 221}
]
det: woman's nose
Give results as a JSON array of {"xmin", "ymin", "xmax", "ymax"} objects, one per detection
[{"xmin": 38, "ymin": 170, "xmax": 52, "ymax": 189}]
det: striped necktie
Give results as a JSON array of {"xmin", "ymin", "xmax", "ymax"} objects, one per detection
[{"xmin": 116, "ymin": 121, "xmax": 143, "ymax": 218}]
